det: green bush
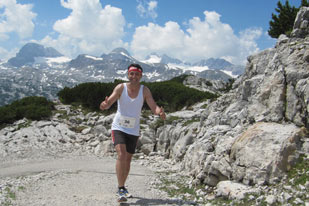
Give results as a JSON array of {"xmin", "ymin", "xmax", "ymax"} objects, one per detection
[
  {"xmin": 143, "ymin": 80, "xmax": 217, "ymax": 112},
  {"xmin": 57, "ymin": 76, "xmax": 218, "ymax": 113},
  {"xmin": 0, "ymin": 96, "xmax": 54, "ymax": 126},
  {"xmin": 0, "ymin": 106, "xmax": 16, "ymax": 124},
  {"xmin": 58, "ymin": 81, "xmax": 120, "ymax": 111}
]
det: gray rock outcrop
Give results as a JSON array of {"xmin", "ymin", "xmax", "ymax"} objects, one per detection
[
  {"xmin": 155, "ymin": 7, "xmax": 309, "ymax": 188},
  {"xmin": 291, "ymin": 6, "xmax": 309, "ymax": 38}
]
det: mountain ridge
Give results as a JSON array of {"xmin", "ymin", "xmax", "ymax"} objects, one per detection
[
  {"xmin": 8, "ymin": 43, "xmax": 63, "ymax": 67},
  {"xmin": 6, "ymin": 43, "xmax": 244, "ymax": 76},
  {"xmin": 0, "ymin": 43, "xmax": 243, "ymax": 107}
]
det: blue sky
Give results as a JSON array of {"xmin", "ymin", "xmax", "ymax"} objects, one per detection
[{"xmin": 0, "ymin": 0, "xmax": 303, "ymax": 65}]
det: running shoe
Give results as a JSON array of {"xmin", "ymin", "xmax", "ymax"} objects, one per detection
[
  {"xmin": 123, "ymin": 187, "xmax": 133, "ymax": 198},
  {"xmin": 117, "ymin": 189, "xmax": 127, "ymax": 202}
]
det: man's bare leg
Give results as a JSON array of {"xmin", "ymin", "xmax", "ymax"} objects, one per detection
[{"xmin": 115, "ymin": 144, "xmax": 133, "ymax": 188}]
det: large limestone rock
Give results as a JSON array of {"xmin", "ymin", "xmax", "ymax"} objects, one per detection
[
  {"xmin": 183, "ymin": 75, "xmax": 227, "ymax": 94},
  {"xmin": 230, "ymin": 122, "xmax": 306, "ymax": 185},
  {"xmin": 215, "ymin": 180, "xmax": 259, "ymax": 200}
]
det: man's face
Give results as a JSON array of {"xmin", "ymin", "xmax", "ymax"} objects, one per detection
[{"xmin": 128, "ymin": 71, "xmax": 142, "ymax": 82}]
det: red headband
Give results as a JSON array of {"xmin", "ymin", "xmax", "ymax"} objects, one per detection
[{"xmin": 128, "ymin": 66, "xmax": 142, "ymax": 73}]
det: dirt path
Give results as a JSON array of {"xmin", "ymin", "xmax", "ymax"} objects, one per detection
[{"xmin": 0, "ymin": 156, "xmax": 183, "ymax": 206}]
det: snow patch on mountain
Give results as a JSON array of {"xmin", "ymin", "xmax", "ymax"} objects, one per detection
[
  {"xmin": 167, "ymin": 63, "xmax": 209, "ymax": 72},
  {"xmin": 222, "ymin": 70, "xmax": 238, "ymax": 78},
  {"xmin": 47, "ymin": 56, "xmax": 71, "ymax": 63},
  {"xmin": 144, "ymin": 70, "xmax": 161, "ymax": 79},
  {"xmin": 85, "ymin": 55, "xmax": 103, "ymax": 61},
  {"xmin": 116, "ymin": 70, "xmax": 127, "ymax": 75},
  {"xmin": 120, "ymin": 52, "xmax": 133, "ymax": 60},
  {"xmin": 91, "ymin": 74, "xmax": 105, "ymax": 79},
  {"xmin": 141, "ymin": 55, "xmax": 162, "ymax": 64},
  {"xmin": 0, "ymin": 64, "xmax": 8, "ymax": 70},
  {"xmin": 34, "ymin": 56, "xmax": 71, "ymax": 67}
]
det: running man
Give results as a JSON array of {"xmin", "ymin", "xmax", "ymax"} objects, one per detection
[{"xmin": 99, "ymin": 63, "xmax": 166, "ymax": 202}]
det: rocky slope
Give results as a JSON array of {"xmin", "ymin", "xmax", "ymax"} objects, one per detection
[{"xmin": 154, "ymin": 6, "xmax": 309, "ymax": 205}]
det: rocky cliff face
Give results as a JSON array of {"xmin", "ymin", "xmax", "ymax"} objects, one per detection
[{"xmin": 155, "ymin": 7, "xmax": 309, "ymax": 187}]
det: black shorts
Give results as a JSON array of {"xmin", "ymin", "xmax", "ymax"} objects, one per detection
[{"xmin": 112, "ymin": 130, "xmax": 139, "ymax": 154}]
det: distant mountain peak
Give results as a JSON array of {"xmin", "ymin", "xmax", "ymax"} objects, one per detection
[
  {"xmin": 18, "ymin": 43, "xmax": 62, "ymax": 58},
  {"xmin": 102, "ymin": 47, "xmax": 136, "ymax": 63},
  {"xmin": 8, "ymin": 43, "xmax": 63, "ymax": 67},
  {"xmin": 143, "ymin": 54, "xmax": 162, "ymax": 64},
  {"xmin": 110, "ymin": 48, "xmax": 131, "ymax": 56},
  {"xmin": 143, "ymin": 53, "xmax": 183, "ymax": 65},
  {"xmin": 194, "ymin": 58, "xmax": 232, "ymax": 68},
  {"xmin": 160, "ymin": 54, "xmax": 183, "ymax": 65}
]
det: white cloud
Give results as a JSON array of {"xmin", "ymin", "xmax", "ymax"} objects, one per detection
[
  {"xmin": 42, "ymin": 0, "xmax": 126, "ymax": 58},
  {"xmin": 0, "ymin": 0, "xmax": 263, "ymax": 65},
  {"xmin": 131, "ymin": 11, "xmax": 262, "ymax": 65},
  {"xmin": 136, "ymin": 0, "xmax": 158, "ymax": 20},
  {"xmin": 236, "ymin": 28, "xmax": 262, "ymax": 62},
  {"xmin": 0, "ymin": 47, "xmax": 8, "ymax": 61},
  {"xmin": 0, "ymin": 0, "xmax": 36, "ymax": 40},
  {"xmin": 0, "ymin": 46, "xmax": 18, "ymax": 61},
  {"xmin": 131, "ymin": 21, "xmax": 185, "ymax": 54}
]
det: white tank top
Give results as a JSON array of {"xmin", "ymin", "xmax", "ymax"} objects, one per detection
[{"xmin": 111, "ymin": 83, "xmax": 144, "ymax": 136}]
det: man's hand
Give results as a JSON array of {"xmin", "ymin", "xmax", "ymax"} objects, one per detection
[
  {"xmin": 159, "ymin": 106, "xmax": 166, "ymax": 120},
  {"xmin": 100, "ymin": 96, "xmax": 109, "ymax": 110}
]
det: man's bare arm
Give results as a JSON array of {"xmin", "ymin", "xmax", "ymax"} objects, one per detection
[
  {"xmin": 144, "ymin": 86, "xmax": 166, "ymax": 120},
  {"xmin": 100, "ymin": 84, "xmax": 123, "ymax": 110}
]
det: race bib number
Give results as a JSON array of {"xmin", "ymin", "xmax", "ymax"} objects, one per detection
[{"xmin": 118, "ymin": 115, "xmax": 136, "ymax": 128}]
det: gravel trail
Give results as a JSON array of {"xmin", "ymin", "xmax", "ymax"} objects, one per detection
[{"xmin": 0, "ymin": 156, "xmax": 181, "ymax": 206}]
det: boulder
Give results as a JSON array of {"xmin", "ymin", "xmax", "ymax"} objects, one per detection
[
  {"xmin": 230, "ymin": 122, "xmax": 305, "ymax": 185},
  {"xmin": 215, "ymin": 180, "xmax": 259, "ymax": 200}
]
